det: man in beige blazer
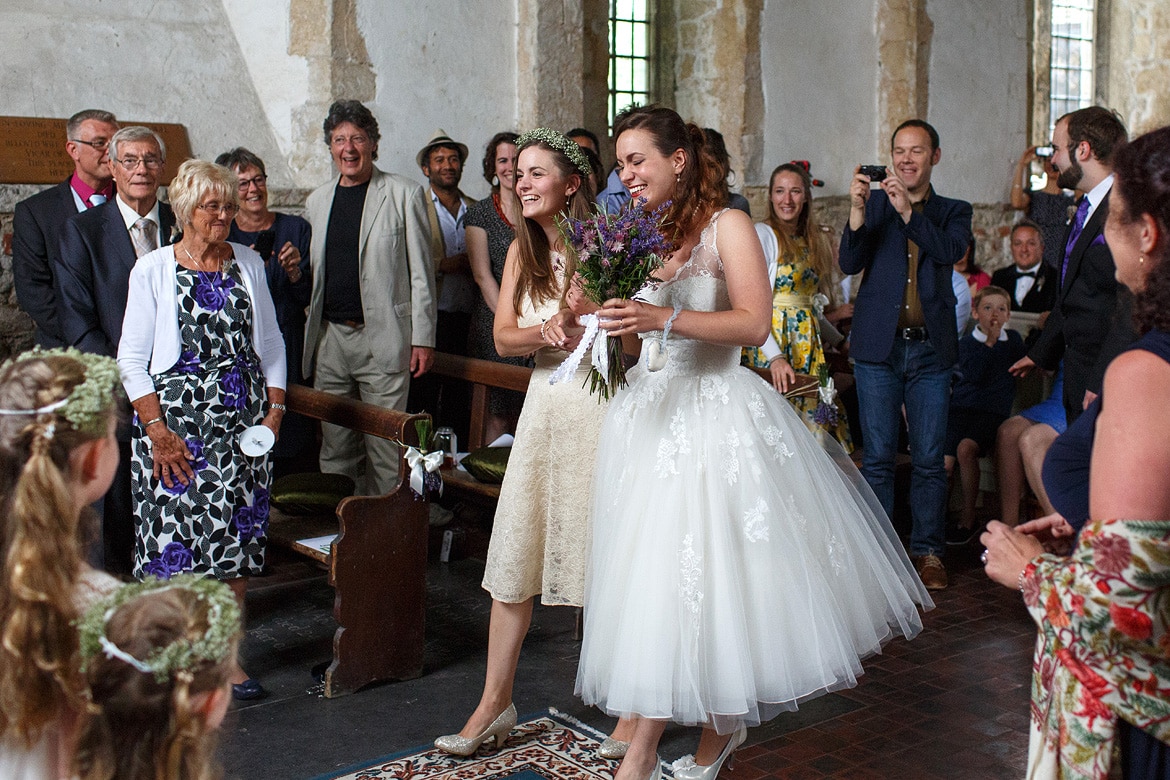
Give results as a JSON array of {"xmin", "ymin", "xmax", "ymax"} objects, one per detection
[{"xmin": 304, "ymin": 100, "xmax": 436, "ymax": 494}]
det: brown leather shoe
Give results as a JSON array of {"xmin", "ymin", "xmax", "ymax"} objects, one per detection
[{"xmin": 913, "ymin": 554, "xmax": 948, "ymax": 590}]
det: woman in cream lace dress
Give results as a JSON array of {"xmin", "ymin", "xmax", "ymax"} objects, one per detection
[{"xmin": 435, "ymin": 129, "xmax": 633, "ymax": 758}]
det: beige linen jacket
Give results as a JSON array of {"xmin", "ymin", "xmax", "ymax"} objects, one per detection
[{"xmin": 303, "ymin": 167, "xmax": 437, "ymax": 377}]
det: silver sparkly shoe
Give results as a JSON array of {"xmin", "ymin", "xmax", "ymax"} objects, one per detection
[
  {"xmin": 433, "ymin": 703, "xmax": 517, "ymax": 756},
  {"xmin": 598, "ymin": 736, "xmax": 630, "ymax": 759}
]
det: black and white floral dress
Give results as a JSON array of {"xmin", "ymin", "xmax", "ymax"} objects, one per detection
[{"xmin": 133, "ymin": 263, "xmax": 270, "ymax": 580}]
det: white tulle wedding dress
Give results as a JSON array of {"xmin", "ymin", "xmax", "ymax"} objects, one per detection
[{"xmin": 575, "ymin": 211, "xmax": 933, "ymax": 734}]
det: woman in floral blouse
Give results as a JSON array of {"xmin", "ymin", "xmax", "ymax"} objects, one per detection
[
  {"xmin": 117, "ymin": 159, "xmax": 286, "ymax": 701},
  {"xmin": 981, "ymin": 125, "xmax": 1170, "ymax": 779}
]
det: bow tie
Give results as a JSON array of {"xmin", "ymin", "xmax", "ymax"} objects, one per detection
[{"xmin": 1017, "ymin": 271, "xmax": 1036, "ymax": 278}]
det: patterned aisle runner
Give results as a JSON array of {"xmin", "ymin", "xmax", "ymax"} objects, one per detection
[{"xmin": 316, "ymin": 708, "xmax": 667, "ymax": 780}]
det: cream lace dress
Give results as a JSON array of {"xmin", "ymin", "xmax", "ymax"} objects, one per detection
[
  {"xmin": 480, "ymin": 255, "xmax": 608, "ymax": 606},
  {"xmin": 575, "ymin": 212, "xmax": 932, "ymax": 733}
]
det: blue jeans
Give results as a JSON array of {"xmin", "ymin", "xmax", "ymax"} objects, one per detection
[{"xmin": 854, "ymin": 339, "xmax": 953, "ymax": 556}]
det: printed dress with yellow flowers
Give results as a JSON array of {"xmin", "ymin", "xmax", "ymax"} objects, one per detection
[{"xmin": 741, "ymin": 224, "xmax": 852, "ymax": 450}]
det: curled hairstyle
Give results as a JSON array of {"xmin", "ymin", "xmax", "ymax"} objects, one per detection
[
  {"xmin": 214, "ymin": 147, "xmax": 267, "ymax": 177},
  {"xmin": 0, "ymin": 354, "xmax": 114, "ymax": 746},
  {"xmin": 511, "ymin": 135, "xmax": 597, "ymax": 313},
  {"xmin": 613, "ymin": 105, "xmax": 728, "ymax": 247},
  {"xmin": 481, "ymin": 131, "xmax": 520, "ymax": 188},
  {"xmin": 764, "ymin": 163, "xmax": 834, "ymax": 289},
  {"xmin": 1112, "ymin": 125, "xmax": 1170, "ymax": 334},
  {"xmin": 73, "ymin": 587, "xmax": 239, "ymax": 780},
  {"xmin": 169, "ymin": 160, "xmax": 239, "ymax": 227},
  {"xmin": 322, "ymin": 100, "xmax": 380, "ymax": 160},
  {"xmin": 1061, "ymin": 106, "xmax": 1127, "ymax": 165}
]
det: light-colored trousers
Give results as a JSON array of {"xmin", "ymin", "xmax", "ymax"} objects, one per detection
[{"xmin": 313, "ymin": 321, "xmax": 409, "ymax": 495}]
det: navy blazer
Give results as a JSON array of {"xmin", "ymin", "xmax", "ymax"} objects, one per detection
[
  {"xmin": 1028, "ymin": 190, "xmax": 1135, "ymax": 409},
  {"xmin": 12, "ymin": 179, "xmax": 81, "ymax": 347},
  {"xmin": 56, "ymin": 199, "xmax": 175, "ymax": 357},
  {"xmin": 839, "ymin": 188, "xmax": 972, "ymax": 366}
]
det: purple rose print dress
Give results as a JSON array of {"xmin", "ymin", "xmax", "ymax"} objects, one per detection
[{"xmin": 133, "ymin": 263, "xmax": 270, "ymax": 580}]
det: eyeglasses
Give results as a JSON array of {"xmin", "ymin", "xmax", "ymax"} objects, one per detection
[
  {"xmin": 71, "ymin": 138, "xmax": 110, "ymax": 152},
  {"xmin": 195, "ymin": 202, "xmax": 240, "ymax": 217},
  {"xmin": 330, "ymin": 134, "xmax": 371, "ymax": 148},
  {"xmin": 237, "ymin": 174, "xmax": 267, "ymax": 191},
  {"xmin": 114, "ymin": 156, "xmax": 163, "ymax": 171}
]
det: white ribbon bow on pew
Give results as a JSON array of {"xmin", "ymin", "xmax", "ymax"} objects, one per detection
[{"xmin": 403, "ymin": 447, "xmax": 444, "ymax": 496}]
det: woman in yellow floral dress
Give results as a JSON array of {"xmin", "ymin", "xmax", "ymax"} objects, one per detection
[{"xmin": 742, "ymin": 162, "xmax": 852, "ymax": 450}]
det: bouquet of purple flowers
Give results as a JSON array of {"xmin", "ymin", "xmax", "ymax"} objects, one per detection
[{"xmin": 557, "ymin": 199, "xmax": 672, "ymax": 399}]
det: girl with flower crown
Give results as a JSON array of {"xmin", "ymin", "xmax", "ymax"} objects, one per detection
[
  {"xmin": 434, "ymin": 129, "xmax": 634, "ymax": 759},
  {"xmin": 0, "ymin": 348, "xmax": 124, "ymax": 779},
  {"xmin": 72, "ymin": 575, "xmax": 240, "ymax": 780}
]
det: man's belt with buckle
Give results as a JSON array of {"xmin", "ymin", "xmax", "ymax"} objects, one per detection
[{"xmin": 896, "ymin": 326, "xmax": 928, "ymax": 341}]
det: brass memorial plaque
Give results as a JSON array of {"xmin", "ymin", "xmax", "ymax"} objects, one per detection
[{"xmin": 0, "ymin": 117, "xmax": 191, "ymax": 184}]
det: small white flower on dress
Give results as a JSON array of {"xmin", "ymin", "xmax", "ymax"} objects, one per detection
[
  {"xmin": 699, "ymin": 375, "xmax": 730, "ymax": 405},
  {"xmin": 761, "ymin": 425, "xmax": 794, "ymax": 461},
  {"xmin": 748, "ymin": 392, "xmax": 766, "ymax": 420},
  {"xmin": 743, "ymin": 498, "xmax": 770, "ymax": 542},
  {"xmin": 719, "ymin": 429, "xmax": 741, "ymax": 485},
  {"xmin": 779, "ymin": 493, "xmax": 808, "ymax": 531},
  {"xmin": 827, "ymin": 533, "xmax": 844, "ymax": 576},
  {"xmin": 679, "ymin": 534, "xmax": 704, "ymax": 617},
  {"xmin": 656, "ymin": 438, "xmax": 679, "ymax": 478},
  {"xmin": 670, "ymin": 409, "xmax": 691, "ymax": 454}
]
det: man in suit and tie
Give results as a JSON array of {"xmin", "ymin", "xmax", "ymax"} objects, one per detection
[
  {"xmin": 12, "ymin": 109, "xmax": 119, "ymax": 347},
  {"xmin": 55, "ymin": 125, "xmax": 176, "ymax": 574},
  {"xmin": 304, "ymin": 100, "xmax": 436, "ymax": 495},
  {"xmin": 1010, "ymin": 107, "xmax": 1134, "ymax": 424},
  {"xmin": 992, "ymin": 221, "xmax": 1056, "ymax": 314},
  {"xmin": 840, "ymin": 119, "xmax": 973, "ymax": 590}
]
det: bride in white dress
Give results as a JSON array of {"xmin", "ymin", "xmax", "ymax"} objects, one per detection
[{"xmin": 574, "ymin": 105, "xmax": 934, "ymax": 780}]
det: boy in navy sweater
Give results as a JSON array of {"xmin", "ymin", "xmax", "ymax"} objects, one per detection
[{"xmin": 946, "ymin": 286, "xmax": 1026, "ymax": 541}]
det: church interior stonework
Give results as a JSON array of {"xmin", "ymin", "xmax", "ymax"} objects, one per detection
[
  {"xmin": 1, "ymin": 0, "xmax": 1166, "ymax": 358},
  {"xmin": 1, "ymin": 2, "xmax": 1169, "ymax": 778}
]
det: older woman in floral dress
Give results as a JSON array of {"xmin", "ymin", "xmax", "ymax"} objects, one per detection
[{"xmin": 117, "ymin": 159, "xmax": 286, "ymax": 699}]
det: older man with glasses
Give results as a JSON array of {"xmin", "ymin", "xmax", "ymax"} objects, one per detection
[
  {"xmin": 12, "ymin": 109, "xmax": 119, "ymax": 348},
  {"xmin": 56, "ymin": 124, "xmax": 176, "ymax": 575}
]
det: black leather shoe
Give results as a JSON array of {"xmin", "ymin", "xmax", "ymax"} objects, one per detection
[{"xmin": 231, "ymin": 679, "xmax": 267, "ymax": 701}]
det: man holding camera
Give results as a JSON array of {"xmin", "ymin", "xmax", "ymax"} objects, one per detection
[{"xmin": 839, "ymin": 119, "xmax": 973, "ymax": 590}]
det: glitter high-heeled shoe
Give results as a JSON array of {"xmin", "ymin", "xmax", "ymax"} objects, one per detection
[
  {"xmin": 671, "ymin": 724, "xmax": 747, "ymax": 780},
  {"xmin": 598, "ymin": 736, "xmax": 630, "ymax": 759},
  {"xmin": 433, "ymin": 703, "xmax": 517, "ymax": 756}
]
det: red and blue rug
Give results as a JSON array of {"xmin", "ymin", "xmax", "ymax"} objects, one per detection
[{"xmin": 315, "ymin": 708, "xmax": 655, "ymax": 780}]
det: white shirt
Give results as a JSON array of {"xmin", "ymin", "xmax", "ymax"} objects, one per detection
[
  {"xmin": 952, "ymin": 270, "xmax": 972, "ymax": 334},
  {"xmin": 971, "ymin": 323, "xmax": 1008, "ymax": 344},
  {"xmin": 430, "ymin": 189, "xmax": 474, "ymax": 313},
  {"xmin": 115, "ymin": 193, "xmax": 161, "ymax": 233},
  {"xmin": 1012, "ymin": 261, "xmax": 1043, "ymax": 305},
  {"xmin": 1082, "ymin": 174, "xmax": 1114, "ymax": 225}
]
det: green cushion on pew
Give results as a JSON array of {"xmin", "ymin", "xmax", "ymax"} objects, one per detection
[
  {"xmin": 270, "ymin": 472, "xmax": 356, "ymax": 516},
  {"xmin": 460, "ymin": 446, "xmax": 511, "ymax": 484}
]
